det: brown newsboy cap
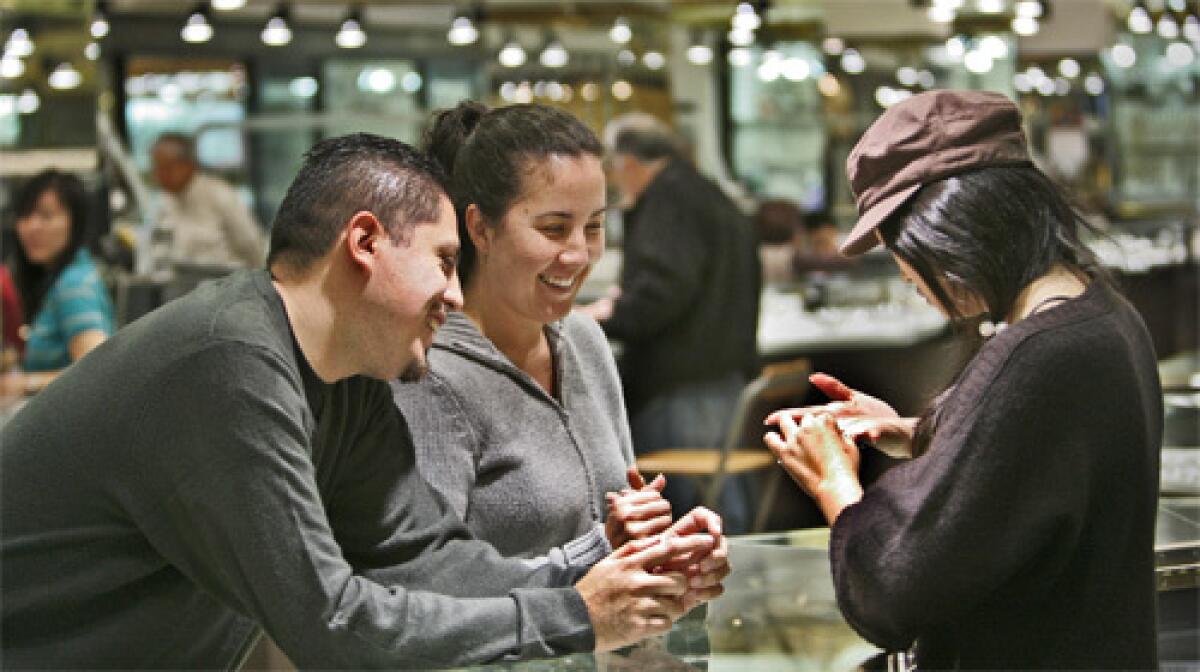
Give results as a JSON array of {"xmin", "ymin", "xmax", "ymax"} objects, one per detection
[{"xmin": 840, "ymin": 89, "xmax": 1032, "ymax": 257}]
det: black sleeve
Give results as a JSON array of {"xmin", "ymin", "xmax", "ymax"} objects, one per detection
[
  {"xmin": 130, "ymin": 343, "xmax": 593, "ymax": 669},
  {"xmin": 602, "ymin": 195, "xmax": 708, "ymax": 342},
  {"xmin": 828, "ymin": 341, "xmax": 1092, "ymax": 651}
]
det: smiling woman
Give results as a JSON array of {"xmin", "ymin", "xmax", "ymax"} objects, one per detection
[
  {"xmin": 390, "ymin": 102, "xmax": 675, "ymax": 564},
  {"xmin": 4, "ymin": 169, "xmax": 114, "ymax": 398}
]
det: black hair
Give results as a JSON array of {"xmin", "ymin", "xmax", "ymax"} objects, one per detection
[
  {"xmin": 878, "ymin": 163, "xmax": 1110, "ymax": 456},
  {"xmin": 9, "ymin": 169, "xmax": 91, "ymax": 322},
  {"xmin": 267, "ymin": 132, "xmax": 449, "ymax": 270},
  {"xmin": 423, "ymin": 102, "xmax": 604, "ymax": 288},
  {"xmin": 610, "ymin": 123, "xmax": 682, "ymax": 163}
]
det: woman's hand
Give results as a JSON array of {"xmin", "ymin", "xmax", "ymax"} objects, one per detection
[
  {"xmin": 765, "ymin": 373, "xmax": 915, "ymax": 459},
  {"xmin": 765, "ymin": 412, "xmax": 863, "ymax": 524},
  {"xmin": 605, "ymin": 467, "xmax": 672, "ymax": 549}
]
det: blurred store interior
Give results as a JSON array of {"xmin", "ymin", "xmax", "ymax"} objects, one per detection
[
  {"xmin": 0, "ymin": 0, "xmax": 1197, "ymax": 524},
  {"xmin": 1, "ymin": 2, "xmax": 1198, "ymax": 667}
]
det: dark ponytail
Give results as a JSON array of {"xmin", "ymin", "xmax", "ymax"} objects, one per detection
[{"xmin": 422, "ymin": 101, "xmax": 603, "ymax": 288}]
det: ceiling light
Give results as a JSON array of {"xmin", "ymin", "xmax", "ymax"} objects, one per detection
[
  {"xmin": 1168, "ymin": 0, "xmax": 1187, "ymax": 10},
  {"xmin": 400, "ymin": 71, "xmax": 422, "ymax": 93},
  {"xmin": 612, "ymin": 79, "xmax": 632, "ymax": 101},
  {"xmin": 210, "ymin": 0, "xmax": 246, "ymax": 10},
  {"xmin": 1014, "ymin": 0, "xmax": 1044, "ymax": 17},
  {"xmin": 945, "ymin": 35, "xmax": 966, "ymax": 60},
  {"xmin": 642, "ymin": 50, "xmax": 666, "ymax": 70},
  {"xmin": 1166, "ymin": 41, "xmax": 1195, "ymax": 66},
  {"xmin": 1158, "ymin": 14, "xmax": 1180, "ymax": 39},
  {"xmin": 5, "ymin": 28, "xmax": 34, "ymax": 58},
  {"xmin": 1084, "ymin": 73, "xmax": 1105, "ymax": 95},
  {"xmin": 1184, "ymin": 14, "xmax": 1200, "ymax": 42},
  {"xmin": 1058, "ymin": 57, "xmax": 1080, "ymax": 78},
  {"xmin": 841, "ymin": 48, "xmax": 866, "ymax": 74},
  {"xmin": 289, "ymin": 76, "xmax": 318, "ymax": 98},
  {"xmin": 17, "ymin": 88, "xmax": 39, "ymax": 114},
  {"xmin": 261, "ymin": 8, "xmax": 292, "ymax": 46},
  {"xmin": 48, "ymin": 61, "xmax": 82, "ymax": 90},
  {"xmin": 85, "ymin": 42, "xmax": 101, "ymax": 60},
  {"xmin": 1128, "ymin": 5, "xmax": 1153, "ymax": 33},
  {"xmin": 0, "ymin": 54, "xmax": 24, "ymax": 79},
  {"xmin": 335, "ymin": 7, "xmax": 367, "ymax": 49},
  {"xmin": 609, "ymin": 17, "xmax": 631, "ymax": 44},
  {"xmin": 1110, "ymin": 43, "xmax": 1137, "ymax": 68},
  {"xmin": 181, "ymin": 8, "xmax": 214, "ymax": 44},
  {"xmin": 757, "ymin": 58, "xmax": 781, "ymax": 82},
  {"xmin": 540, "ymin": 39, "xmax": 568, "ymax": 68},
  {"xmin": 963, "ymin": 49, "xmax": 994, "ymax": 73},
  {"xmin": 979, "ymin": 35, "xmax": 1009, "ymax": 59},
  {"xmin": 1012, "ymin": 15, "xmax": 1040, "ymax": 35},
  {"xmin": 897, "ymin": 66, "xmax": 918, "ymax": 86},
  {"xmin": 1014, "ymin": 72, "xmax": 1033, "ymax": 92},
  {"xmin": 357, "ymin": 67, "xmax": 395, "ymax": 93},
  {"xmin": 918, "ymin": 69, "xmax": 936, "ymax": 88},
  {"xmin": 822, "ymin": 37, "xmax": 845, "ymax": 55},
  {"xmin": 781, "ymin": 57, "xmax": 811, "ymax": 81},
  {"xmin": 498, "ymin": 38, "xmax": 526, "ymax": 67},
  {"xmin": 616, "ymin": 49, "xmax": 636, "ymax": 67},
  {"xmin": 732, "ymin": 3, "xmax": 761, "ymax": 31},
  {"xmin": 686, "ymin": 31, "xmax": 713, "ymax": 65},
  {"xmin": 728, "ymin": 27, "xmax": 755, "ymax": 47},
  {"xmin": 928, "ymin": 6, "xmax": 956, "ymax": 23},
  {"xmin": 975, "ymin": 0, "xmax": 1004, "ymax": 13},
  {"xmin": 91, "ymin": 2, "xmax": 111, "ymax": 39},
  {"xmin": 728, "ymin": 47, "xmax": 752, "ymax": 67},
  {"xmin": 447, "ymin": 15, "xmax": 478, "ymax": 46}
]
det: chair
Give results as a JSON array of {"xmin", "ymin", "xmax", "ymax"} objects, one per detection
[{"xmin": 635, "ymin": 358, "xmax": 811, "ymax": 532}]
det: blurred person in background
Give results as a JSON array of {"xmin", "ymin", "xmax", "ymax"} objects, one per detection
[
  {"xmin": 1, "ymin": 170, "xmax": 114, "ymax": 399},
  {"xmin": 582, "ymin": 114, "xmax": 761, "ymax": 534},
  {"xmin": 766, "ymin": 90, "xmax": 1161, "ymax": 669},
  {"xmin": 2, "ymin": 133, "xmax": 726, "ymax": 669},
  {"xmin": 151, "ymin": 132, "xmax": 265, "ymax": 268},
  {"xmin": 0, "ymin": 263, "xmax": 22, "ymax": 369},
  {"xmin": 394, "ymin": 101, "xmax": 701, "ymax": 564}
]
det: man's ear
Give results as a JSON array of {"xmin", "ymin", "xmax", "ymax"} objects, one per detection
[
  {"xmin": 464, "ymin": 204, "xmax": 491, "ymax": 256},
  {"xmin": 345, "ymin": 210, "xmax": 385, "ymax": 271}
]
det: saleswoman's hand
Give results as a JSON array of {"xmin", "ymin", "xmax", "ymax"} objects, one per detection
[
  {"xmin": 772, "ymin": 372, "xmax": 900, "ymax": 421},
  {"xmin": 605, "ymin": 468, "xmax": 672, "ymax": 549},
  {"xmin": 767, "ymin": 373, "xmax": 915, "ymax": 458},
  {"xmin": 765, "ymin": 412, "xmax": 863, "ymax": 524}
]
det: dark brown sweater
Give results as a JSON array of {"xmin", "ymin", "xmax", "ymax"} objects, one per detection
[{"xmin": 831, "ymin": 281, "xmax": 1163, "ymax": 669}]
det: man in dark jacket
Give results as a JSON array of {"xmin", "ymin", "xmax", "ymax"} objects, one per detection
[{"xmin": 584, "ymin": 116, "xmax": 761, "ymax": 532}]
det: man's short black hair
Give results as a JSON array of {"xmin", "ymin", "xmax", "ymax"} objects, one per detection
[{"xmin": 267, "ymin": 133, "xmax": 449, "ymax": 270}]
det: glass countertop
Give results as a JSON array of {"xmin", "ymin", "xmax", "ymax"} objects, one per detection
[{"xmin": 471, "ymin": 500, "xmax": 1200, "ymax": 671}]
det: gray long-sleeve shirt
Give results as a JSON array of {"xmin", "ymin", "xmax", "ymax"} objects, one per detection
[
  {"xmin": 0, "ymin": 270, "xmax": 594, "ymax": 669},
  {"xmin": 391, "ymin": 311, "xmax": 633, "ymax": 562}
]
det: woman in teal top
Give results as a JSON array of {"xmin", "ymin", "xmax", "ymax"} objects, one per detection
[{"xmin": 4, "ymin": 170, "xmax": 114, "ymax": 396}]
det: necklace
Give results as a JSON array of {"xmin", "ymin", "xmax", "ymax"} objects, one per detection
[{"xmin": 978, "ymin": 293, "xmax": 1075, "ymax": 339}]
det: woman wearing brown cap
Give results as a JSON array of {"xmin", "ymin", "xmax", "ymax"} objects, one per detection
[{"xmin": 765, "ymin": 90, "xmax": 1161, "ymax": 669}]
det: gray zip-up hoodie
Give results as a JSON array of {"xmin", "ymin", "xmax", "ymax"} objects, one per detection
[{"xmin": 392, "ymin": 310, "xmax": 634, "ymax": 565}]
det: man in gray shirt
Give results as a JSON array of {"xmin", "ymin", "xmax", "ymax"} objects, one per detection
[{"xmin": 0, "ymin": 134, "xmax": 727, "ymax": 668}]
